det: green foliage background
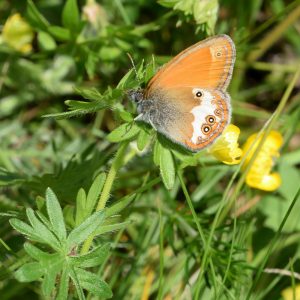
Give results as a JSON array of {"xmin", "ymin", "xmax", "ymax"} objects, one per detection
[{"xmin": 0, "ymin": 0, "xmax": 300, "ymax": 299}]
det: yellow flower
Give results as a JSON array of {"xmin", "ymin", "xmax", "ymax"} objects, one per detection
[
  {"xmin": 242, "ymin": 131, "xmax": 283, "ymax": 191},
  {"xmin": 2, "ymin": 13, "xmax": 34, "ymax": 54},
  {"xmin": 208, "ymin": 124, "xmax": 243, "ymax": 165},
  {"xmin": 282, "ymin": 284, "xmax": 300, "ymax": 300}
]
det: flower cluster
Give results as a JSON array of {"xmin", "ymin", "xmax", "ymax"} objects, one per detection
[{"xmin": 208, "ymin": 124, "xmax": 283, "ymax": 192}]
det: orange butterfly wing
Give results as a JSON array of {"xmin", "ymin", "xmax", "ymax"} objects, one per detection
[{"xmin": 146, "ymin": 34, "xmax": 235, "ymax": 96}]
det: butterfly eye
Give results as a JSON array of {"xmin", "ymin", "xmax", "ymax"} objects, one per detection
[
  {"xmin": 201, "ymin": 124, "xmax": 211, "ymax": 135},
  {"xmin": 214, "ymin": 109, "xmax": 222, "ymax": 116},
  {"xmin": 206, "ymin": 115, "xmax": 216, "ymax": 124}
]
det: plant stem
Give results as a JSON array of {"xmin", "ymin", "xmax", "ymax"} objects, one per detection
[{"xmin": 81, "ymin": 142, "xmax": 129, "ymax": 254}]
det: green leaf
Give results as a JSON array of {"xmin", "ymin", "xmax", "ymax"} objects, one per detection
[
  {"xmin": 70, "ymin": 243, "xmax": 110, "ymax": 268},
  {"xmin": 95, "ymin": 221, "xmax": 131, "ymax": 235},
  {"xmin": 75, "ymin": 188, "xmax": 87, "ymax": 226},
  {"xmin": 119, "ymin": 110, "xmax": 134, "ymax": 123},
  {"xmin": 48, "ymin": 26, "xmax": 70, "ymax": 41},
  {"xmin": 15, "ymin": 262, "xmax": 43, "ymax": 282},
  {"xmin": 56, "ymin": 267, "xmax": 69, "ymax": 300},
  {"xmin": 9, "ymin": 218, "xmax": 39, "ymax": 240},
  {"xmin": 76, "ymin": 268, "xmax": 112, "ymax": 298},
  {"xmin": 24, "ymin": 242, "xmax": 51, "ymax": 260},
  {"xmin": 69, "ymin": 267, "xmax": 85, "ymax": 300},
  {"xmin": 62, "ymin": 0, "xmax": 80, "ymax": 33},
  {"xmin": 159, "ymin": 146, "xmax": 175, "ymax": 189},
  {"xmin": 46, "ymin": 188, "xmax": 67, "ymax": 242},
  {"xmin": 42, "ymin": 269, "xmax": 59, "ymax": 296},
  {"xmin": 67, "ymin": 210, "xmax": 105, "ymax": 249},
  {"xmin": 26, "ymin": 208, "xmax": 61, "ymax": 250},
  {"xmin": 106, "ymin": 194, "xmax": 135, "ymax": 217},
  {"xmin": 137, "ymin": 127, "xmax": 151, "ymax": 151},
  {"xmin": 153, "ymin": 139, "xmax": 161, "ymax": 166},
  {"xmin": 37, "ymin": 31, "xmax": 57, "ymax": 51},
  {"xmin": 107, "ymin": 123, "xmax": 140, "ymax": 143},
  {"xmin": 26, "ymin": 0, "xmax": 49, "ymax": 31},
  {"xmin": 85, "ymin": 173, "xmax": 106, "ymax": 217},
  {"xmin": 116, "ymin": 68, "xmax": 136, "ymax": 89}
]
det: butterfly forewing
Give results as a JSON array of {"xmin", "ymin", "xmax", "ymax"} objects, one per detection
[{"xmin": 146, "ymin": 35, "xmax": 235, "ymax": 95}]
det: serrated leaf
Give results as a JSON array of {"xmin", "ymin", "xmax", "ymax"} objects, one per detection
[
  {"xmin": 107, "ymin": 123, "xmax": 140, "ymax": 143},
  {"xmin": 26, "ymin": 208, "xmax": 61, "ymax": 250},
  {"xmin": 62, "ymin": 0, "xmax": 80, "ymax": 33},
  {"xmin": 15, "ymin": 262, "xmax": 43, "ymax": 282},
  {"xmin": 26, "ymin": 0, "xmax": 49, "ymax": 31},
  {"xmin": 160, "ymin": 146, "xmax": 175, "ymax": 189},
  {"xmin": 119, "ymin": 110, "xmax": 134, "ymax": 122},
  {"xmin": 67, "ymin": 210, "xmax": 105, "ymax": 249},
  {"xmin": 85, "ymin": 173, "xmax": 106, "ymax": 217},
  {"xmin": 70, "ymin": 244, "xmax": 110, "ymax": 268},
  {"xmin": 75, "ymin": 188, "xmax": 87, "ymax": 226},
  {"xmin": 46, "ymin": 188, "xmax": 67, "ymax": 242},
  {"xmin": 75, "ymin": 268, "xmax": 112, "ymax": 298}
]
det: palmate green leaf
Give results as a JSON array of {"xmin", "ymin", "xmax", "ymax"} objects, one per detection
[
  {"xmin": 46, "ymin": 188, "xmax": 67, "ymax": 242},
  {"xmin": 75, "ymin": 188, "xmax": 87, "ymax": 226},
  {"xmin": 67, "ymin": 210, "xmax": 105, "ymax": 249},
  {"xmin": 107, "ymin": 123, "xmax": 141, "ymax": 143},
  {"xmin": 26, "ymin": 208, "xmax": 61, "ymax": 250},
  {"xmin": 70, "ymin": 243, "xmax": 110, "ymax": 268},
  {"xmin": 62, "ymin": 0, "xmax": 80, "ymax": 33},
  {"xmin": 159, "ymin": 145, "xmax": 175, "ymax": 190},
  {"xmin": 75, "ymin": 268, "xmax": 112, "ymax": 298},
  {"xmin": 15, "ymin": 262, "xmax": 43, "ymax": 282}
]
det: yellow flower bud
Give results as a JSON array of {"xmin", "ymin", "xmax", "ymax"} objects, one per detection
[
  {"xmin": 2, "ymin": 13, "xmax": 34, "ymax": 54},
  {"xmin": 208, "ymin": 124, "xmax": 243, "ymax": 165}
]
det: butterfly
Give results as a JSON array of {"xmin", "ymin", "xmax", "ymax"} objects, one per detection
[{"xmin": 128, "ymin": 34, "xmax": 236, "ymax": 152}]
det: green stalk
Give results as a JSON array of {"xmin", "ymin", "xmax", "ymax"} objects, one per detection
[{"xmin": 81, "ymin": 142, "xmax": 129, "ymax": 254}]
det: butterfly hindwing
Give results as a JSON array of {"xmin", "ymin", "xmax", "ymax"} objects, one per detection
[{"xmin": 151, "ymin": 87, "xmax": 231, "ymax": 152}]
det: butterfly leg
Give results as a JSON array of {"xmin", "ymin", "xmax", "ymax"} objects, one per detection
[
  {"xmin": 149, "ymin": 119, "xmax": 157, "ymax": 131},
  {"xmin": 134, "ymin": 113, "xmax": 144, "ymax": 121}
]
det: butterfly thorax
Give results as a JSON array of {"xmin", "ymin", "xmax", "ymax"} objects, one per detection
[{"xmin": 128, "ymin": 88, "xmax": 177, "ymax": 130}]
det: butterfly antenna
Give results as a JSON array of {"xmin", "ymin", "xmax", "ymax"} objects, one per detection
[{"xmin": 127, "ymin": 53, "xmax": 141, "ymax": 85}]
